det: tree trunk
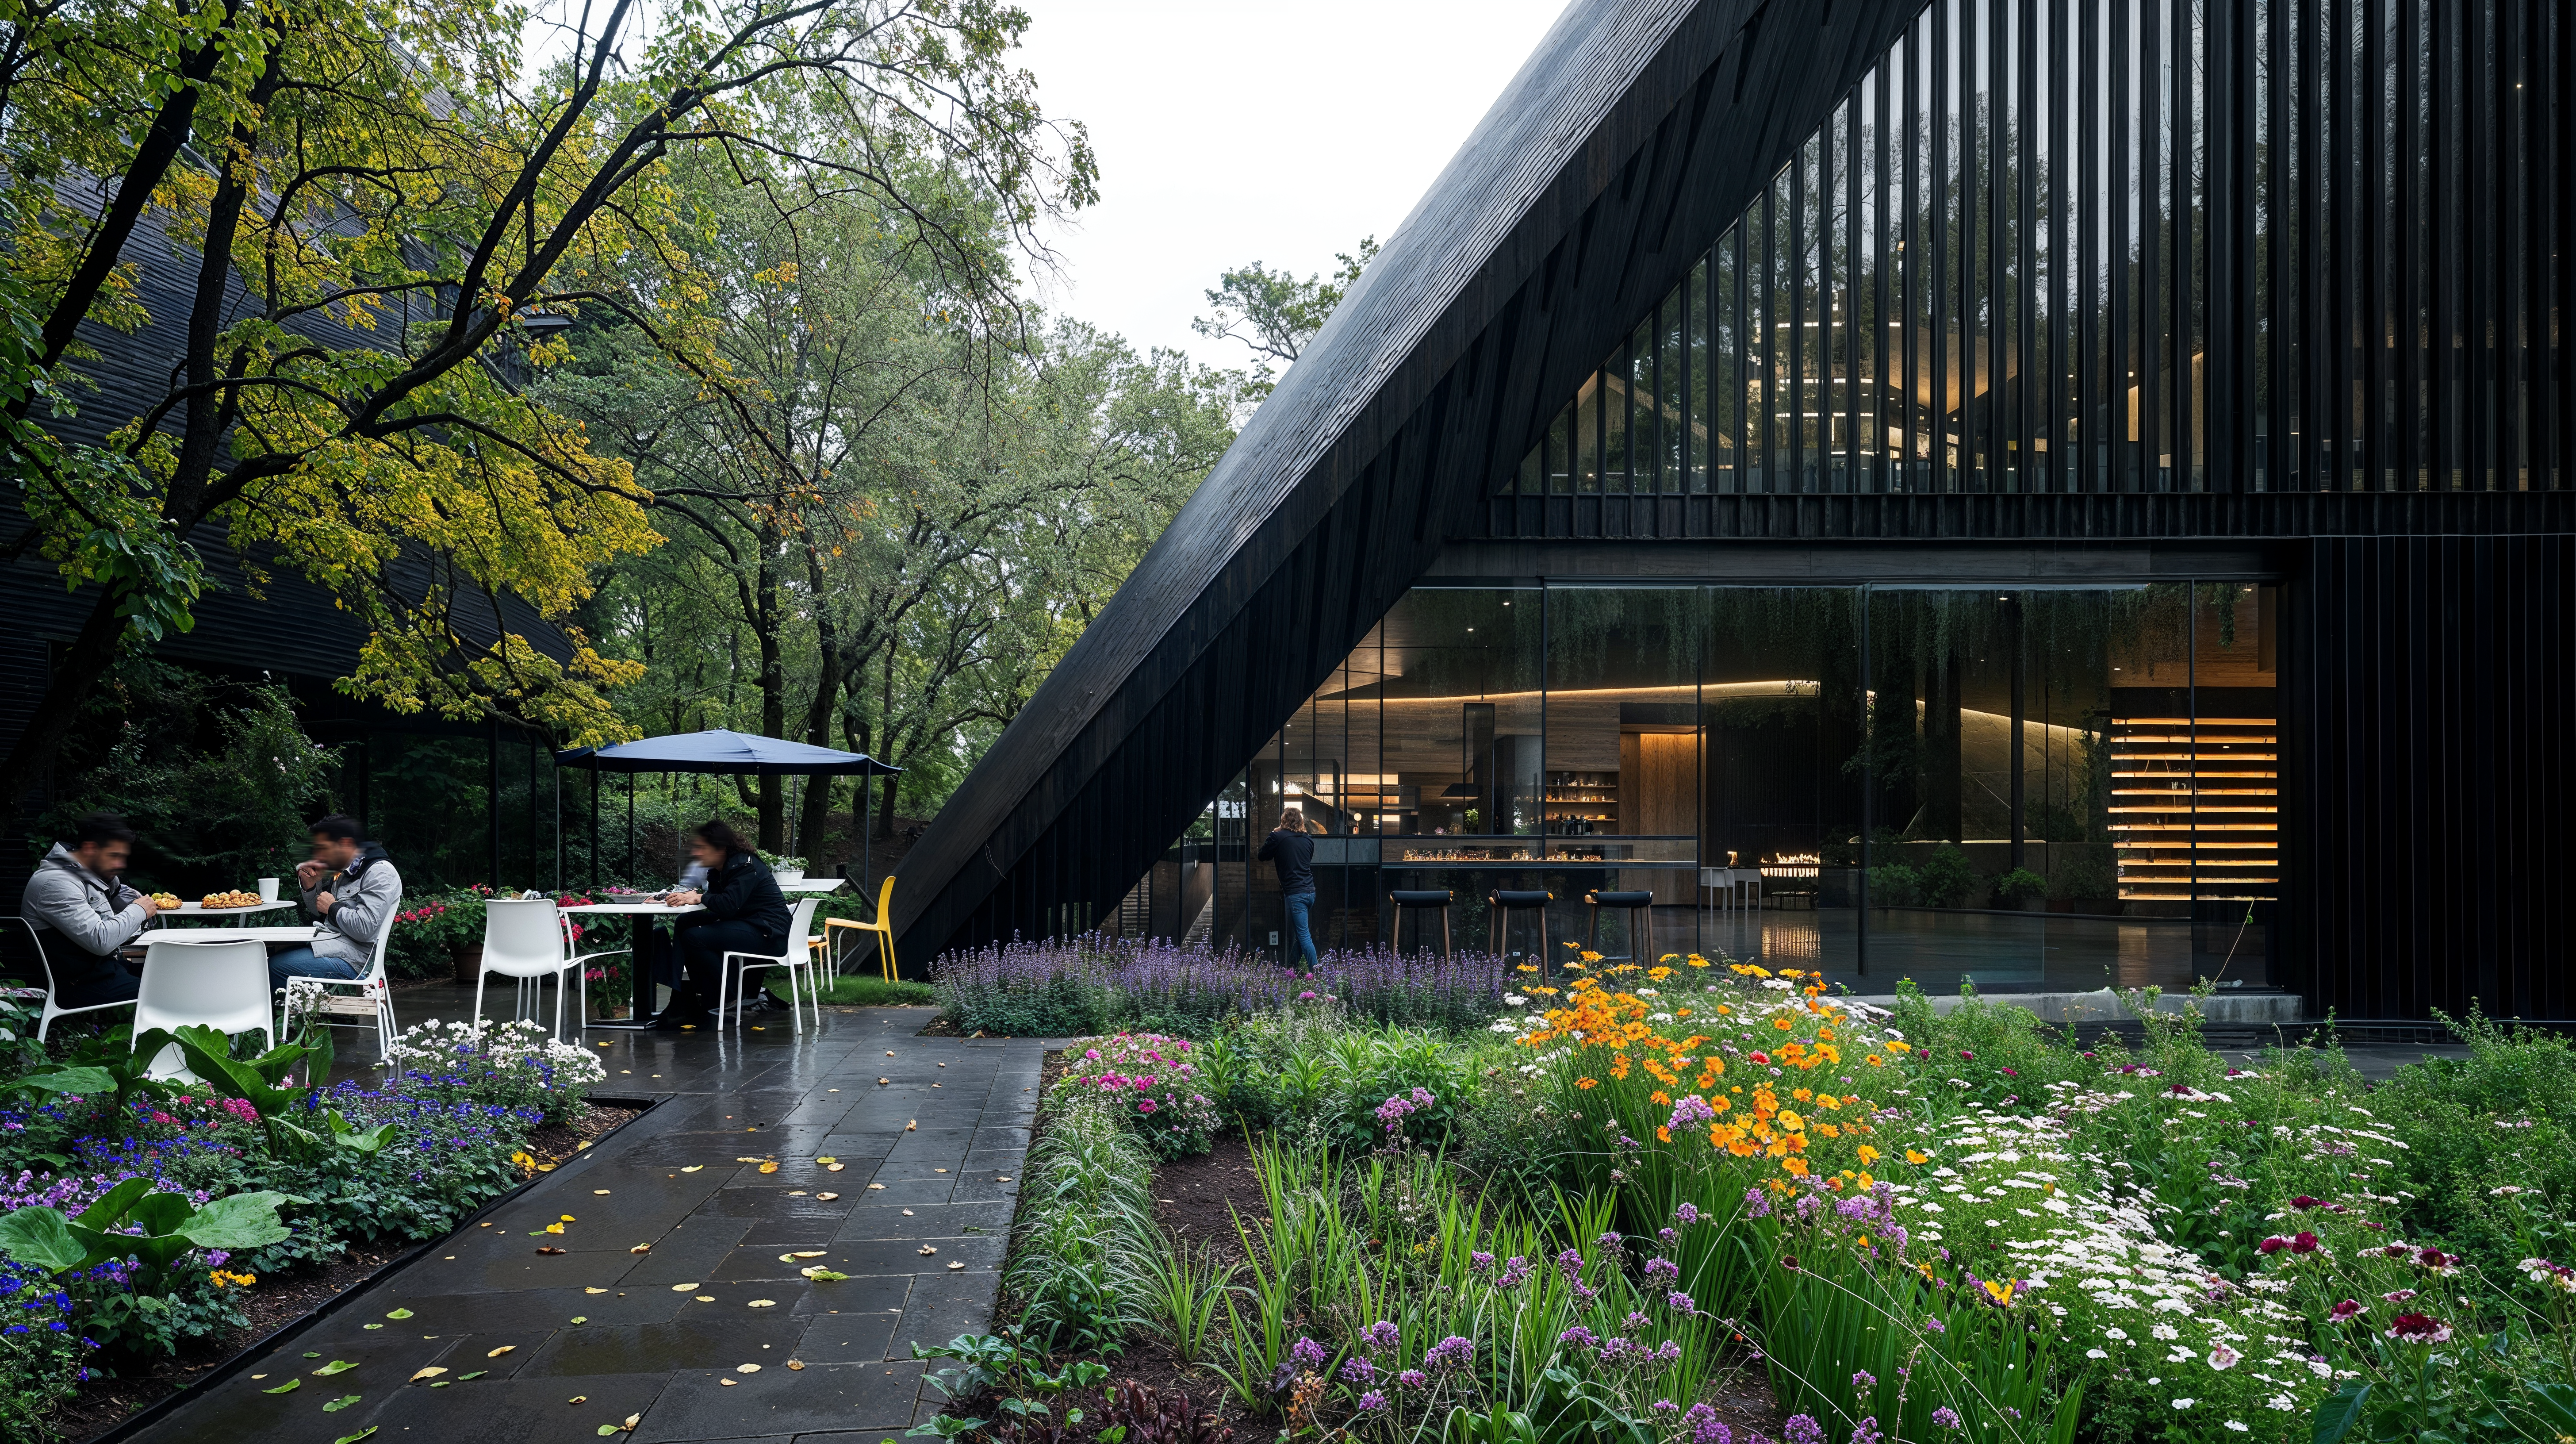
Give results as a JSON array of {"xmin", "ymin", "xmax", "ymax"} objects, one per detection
[{"xmin": 754, "ymin": 550, "xmax": 786, "ymax": 852}]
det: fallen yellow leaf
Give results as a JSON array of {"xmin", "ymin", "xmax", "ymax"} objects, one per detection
[
  {"xmin": 585, "ymin": 1287, "xmax": 608, "ymax": 1294},
  {"xmin": 680, "ymin": 1166, "xmax": 703, "ymax": 1174},
  {"xmin": 409, "ymin": 1367, "xmax": 447, "ymax": 1383},
  {"xmin": 736, "ymin": 1363, "xmax": 761, "ymax": 1374},
  {"xmin": 816, "ymin": 1156, "xmax": 838, "ymax": 1166},
  {"xmin": 487, "ymin": 1346, "xmax": 516, "ymax": 1358},
  {"xmin": 816, "ymin": 1192, "xmax": 840, "ymax": 1201},
  {"xmin": 792, "ymin": 1251, "xmax": 828, "ymax": 1258},
  {"xmin": 746, "ymin": 1300, "xmax": 777, "ymax": 1309},
  {"xmin": 757, "ymin": 1162, "xmax": 779, "ymax": 1175},
  {"xmin": 670, "ymin": 1284, "xmax": 699, "ymax": 1292},
  {"xmin": 826, "ymin": 1163, "xmax": 845, "ymax": 1172},
  {"xmin": 785, "ymin": 1360, "xmax": 806, "ymax": 1372},
  {"xmin": 568, "ymin": 1396, "xmax": 587, "ymax": 1405},
  {"xmin": 629, "ymin": 1244, "xmax": 652, "ymax": 1254},
  {"xmin": 720, "ymin": 1378, "xmax": 738, "ymax": 1387}
]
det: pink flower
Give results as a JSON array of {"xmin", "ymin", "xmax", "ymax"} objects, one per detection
[
  {"xmin": 2330, "ymin": 1299, "xmax": 2363, "ymax": 1322},
  {"xmin": 1137, "ymin": 1099, "xmax": 1157, "ymax": 1114},
  {"xmin": 2289, "ymin": 1232, "xmax": 2320, "ymax": 1254}
]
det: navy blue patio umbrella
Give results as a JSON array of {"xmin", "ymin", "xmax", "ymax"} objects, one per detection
[{"xmin": 553, "ymin": 728, "xmax": 901, "ymax": 892}]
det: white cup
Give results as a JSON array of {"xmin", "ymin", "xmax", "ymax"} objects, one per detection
[{"xmin": 257, "ymin": 878, "xmax": 280, "ymax": 903}]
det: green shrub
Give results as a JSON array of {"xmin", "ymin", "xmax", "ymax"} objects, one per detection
[
  {"xmin": 1990, "ymin": 865, "xmax": 2049, "ymax": 905},
  {"xmin": 1915, "ymin": 843, "xmax": 1978, "ymax": 908},
  {"xmin": 1004, "ymin": 1093, "xmax": 1159, "ymax": 1354},
  {"xmin": 1867, "ymin": 862, "xmax": 1920, "ymax": 906}
]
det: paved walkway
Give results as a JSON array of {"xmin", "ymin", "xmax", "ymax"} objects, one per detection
[{"xmin": 134, "ymin": 1006, "xmax": 1043, "ymax": 1444}]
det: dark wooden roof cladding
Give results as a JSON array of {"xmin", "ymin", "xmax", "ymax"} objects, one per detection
[
  {"xmin": 892, "ymin": 0, "xmax": 1932, "ymax": 960},
  {"xmin": 0, "ymin": 173, "xmax": 571, "ymax": 760}
]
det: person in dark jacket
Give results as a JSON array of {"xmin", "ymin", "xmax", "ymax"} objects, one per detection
[
  {"xmin": 1256, "ymin": 806, "xmax": 1320, "ymax": 969},
  {"xmin": 661, "ymin": 820, "xmax": 790, "ymax": 1028}
]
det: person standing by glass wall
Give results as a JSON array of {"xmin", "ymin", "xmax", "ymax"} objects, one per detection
[{"xmin": 1258, "ymin": 806, "xmax": 1319, "ymax": 968}]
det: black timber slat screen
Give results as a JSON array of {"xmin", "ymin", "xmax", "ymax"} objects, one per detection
[
  {"xmin": 2285, "ymin": 535, "xmax": 2575, "ymax": 1021},
  {"xmin": 1486, "ymin": 0, "xmax": 2572, "ymax": 538}
]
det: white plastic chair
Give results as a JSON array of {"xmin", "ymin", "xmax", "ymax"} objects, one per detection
[
  {"xmin": 475, "ymin": 898, "xmax": 580, "ymax": 1038},
  {"xmin": 718, "ymin": 898, "xmax": 822, "ymax": 1033},
  {"xmin": 8, "ymin": 915, "xmax": 140, "ymax": 1042},
  {"xmin": 295, "ymin": 922, "xmax": 399, "ymax": 1061},
  {"xmin": 132, "ymin": 938, "xmax": 276, "ymax": 1080}
]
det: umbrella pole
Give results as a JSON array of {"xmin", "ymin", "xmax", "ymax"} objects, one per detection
[
  {"xmin": 862, "ymin": 774, "xmax": 873, "ymax": 899},
  {"xmin": 588, "ymin": 769, "xmax": 599, "ymax": 890}
]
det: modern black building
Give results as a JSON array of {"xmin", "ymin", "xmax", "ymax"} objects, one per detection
[{"xmin": 893, "ymin": 0, "xmax": 2570, "ymax": 1022}]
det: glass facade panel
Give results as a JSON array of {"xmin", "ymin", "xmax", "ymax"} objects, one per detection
[{"xmin": 1155, "ymin": 579, "xmax": 2276, "ymax": 994}]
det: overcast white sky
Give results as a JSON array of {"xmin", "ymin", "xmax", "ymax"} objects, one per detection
[{"xmin": 1011, "ymin": 0, "xmax": 1574, "ymax": 366}]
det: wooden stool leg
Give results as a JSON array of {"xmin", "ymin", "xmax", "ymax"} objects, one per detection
[{"xmin": 1440, "ymin": 908, "xmax": 1451, "ymax": 961}]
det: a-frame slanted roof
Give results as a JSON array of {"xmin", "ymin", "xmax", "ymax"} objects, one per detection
[{"xmin": 893, "ymin": 0, "xmax": 1926, "ymax": 960}]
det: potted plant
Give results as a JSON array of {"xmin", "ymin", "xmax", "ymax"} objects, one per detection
[
  {"xmin": 391, "ymin": 885, "xmax": 494, "ymax": 983},
  {"xmin": 2047, "ymin": 853, "xmax": 2121, "ymax": 915},
  {"xmin": 760, "ymin": 851, "xmax": 807, "ymax": 883},
  {"xmin": 1990, "ymin": 867, "xmax": 2049, "ymax": 911}
]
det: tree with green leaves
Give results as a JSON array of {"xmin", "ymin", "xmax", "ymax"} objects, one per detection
[
  {"xmin": 1191, "ymin": 236, "xmax": 1379, "ymax": 388},
  {"xmin": 0, "ymin": 0, "xmax": 1096, "ymax": 809}
]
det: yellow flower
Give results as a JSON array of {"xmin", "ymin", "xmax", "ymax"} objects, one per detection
[
  {"xmin": 1905, "ymin": 1149, "xmax": 1929, "ymax": 1165},
  {"xmin": 1856, "ymin": 1144, "xmax": 1881, "ymax": 1165},
  {"xmin": 545, "ymin": 1222, "xmax": 565, "ymax": 1234},
  {"xmin": 1776, "ymin": 1110, "xmax": 1804, "ymax": 1132},
  {"xmin": 1983, "ymin": 1279, "xmax": 2016, "ymax": 1306},
  {"xmin": 1516, "ymin": 964, "xmax": 1539, "ymax": 973},
  {"xmin": 1687, "ymin": 955, "xmax": 1710, "ymax": 968},
  {"xmin": 1884, "ymin": 1039, "xmax": 1911, "ymax": 1053}
]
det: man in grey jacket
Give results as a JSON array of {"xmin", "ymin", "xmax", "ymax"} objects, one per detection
[
  {"xmin": 268, "ymin": 814, "xmax": 402, "ymax": 990},
  {"xmin": 19, "ymin": 812, "xmax": 159, "ymax": 1008}
]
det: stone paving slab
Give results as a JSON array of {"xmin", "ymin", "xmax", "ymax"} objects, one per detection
[{"xmin": 126, "ymin": 1006, "xmax": 1049, "ymax": 1444}]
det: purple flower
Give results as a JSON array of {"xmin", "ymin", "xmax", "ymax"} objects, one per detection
[
  {"xmin": 1289, "ymin": 1336, "xmax": 1327, "ymax": 1369},
  {"xmin": 1645, "ymin": 1256, "xmax": 1681, "ymax": 1282},
  {"xmin": 1340, "ymin": 1356, "xmax": 1376, "ymax": 1385},
  {"xmin": 1852, "ymin": 1370, "xmax": 1876, "ymax": 1390},
  {"xmin": 1668, "ymin": 1096, "xmax": 1717, "ymax": 1129},
  {"xmin": 1363, "ymin": 1319, "xmax": 1402, "ymax": 1352},
  {"xmin": 1744, "ymin": 1187, "xmax": 1774, "ymax": 1219},
  {"xmin": 1555, "ymin": 1248, "xmax": 1585, "ymax": 1283},
  {"xmin": 1560, "ymin": 1325, "xmax": 1600, "ymax": 1350},
  {"xmin": 1498, "ymin": 1255, "xmax": 1533, "ymax": 1288},
  {"xmin": 1666, "ymin": 1291, "xmax": 1695, "ymax": 1312},
  {"xmin": 1358, "ymin": 1390, "xmax": 1389, "ymax": 1411},
  {"xmin": 1924, "ymin": 1316, "xmax": 1947, "ymax": 1334},
  {"xmin": 1471, "ymin": 1251, "xmax": 1495, "ymax": 1274},
  {"xmin": 1851, "ymin": 1418, "xmax": 1883, "ymax": 1444},
  {"xmin": 1931, "ymin": 1407, "xmax": 1963, "ymax": 1430},
  {"xmin": 1675, "ymin": 1202, "xmax": 1702, "ymax": 1225},
  {"xmin": 1652, "ymin": 1399, "xmax": 1681, "ymax": 1414},
  {"xmin": 1684, "ymin": 1403, "xmax": 1733, "ymax": 1444},
  {"xmin": 1424, "ymin": 1335, "xmax": 1475, "ymax": 1371},
  {"xmin": 1399, "ymin": 1369, "xmax": 1429, "ymax": 1389},
  {"xmin": 1786, "ymin": 1416, "xmax": 1826, "ymax": 1444}
]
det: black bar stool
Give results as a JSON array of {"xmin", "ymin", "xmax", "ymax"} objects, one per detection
[
  {"xmin": 1584, "ymin": 889, "xmax": 1656, "ymax": 963},
  {"xmin": 1389, "ymin": 890, "xmax": 1453, "ymax": 959},
  {"xmin": 1487, "ymin": 889, "xmax": 1552, "ymax": 967}
]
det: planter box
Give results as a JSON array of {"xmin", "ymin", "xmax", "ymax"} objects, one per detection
[{"xmin": 451, "ymin": 943, "xmax": 485, "ymax": 984}]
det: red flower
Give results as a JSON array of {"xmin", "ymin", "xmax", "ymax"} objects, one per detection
[
  {"xmin": 1999, "ymin": 1067, "xmax": 2020, "ymax": 1077},
  {"xmin": 1959, "ymin": 1050, "xmax": 1975, "ymax": 1061},
  {"xmin": 2383, "ymin": 1245, "xmax": 2411, "ymax": 1259},
  {"xmin": 1749, "ymin": 1051, "xmax": 1772, "ymax": 1066},
  {"xmin": 2290, "ymin": 1232, "xmax": 2320, "ymax": 1254},
  {"xmin": 2329, "ymin": 1299, "xmax": 2363, "ymax": 1322},
  {"xmin": 2257, "ymin": 1237, "xmax": 2290, "ymax": 1255},
  {"xmin": 2416, "ymin": 1247, "xmax": 2453, "ymax": 1268},
  {"xmin": 2385, "ymin": 1313, "xmax": 2451, "ymax": 1343},
  {"xmin": 2290, "ymin": 1195, "xmax": 2321, "ymax": 1210}
]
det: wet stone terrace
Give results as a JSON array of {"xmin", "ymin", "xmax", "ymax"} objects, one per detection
[{"xmin": 133, "ymin": 1004, "xmax": 1045, "ymax": 1444}]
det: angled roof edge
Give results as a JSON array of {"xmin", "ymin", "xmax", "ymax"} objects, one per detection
[{"xmin": 893, "ymin": 0, "xmax": 1924, "ymax": 958}]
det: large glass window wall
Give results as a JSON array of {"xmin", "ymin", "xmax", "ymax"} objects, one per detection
[{"xmin": 1129, "ymin": 580, "xmax": 2278, "ymax": 993}]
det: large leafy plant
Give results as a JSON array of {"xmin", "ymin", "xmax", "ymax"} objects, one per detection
[{"xmin": 0, "ymin": 1176, "xmax": 293, "ymax": 1294}]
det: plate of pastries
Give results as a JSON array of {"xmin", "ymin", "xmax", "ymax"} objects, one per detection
[
  {"xmin": 148, "ymin": 892, "xmax": 182, "ymax": 909},
  {"xmin": 194, "ymin": 890, "xmax": 264, "ymax": 910}
]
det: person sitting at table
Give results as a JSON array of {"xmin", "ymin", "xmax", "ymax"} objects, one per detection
[
  {"xmin": 660, "ymin": 820, "xmax": 788, "ymax": 1029},
  {"xmin": 19, "ymin": 812, "xmax": 159, "ymax": 1009},
  {"xmin": 268, "ymin": 814, "xmax": 403, "ymax": 990}
]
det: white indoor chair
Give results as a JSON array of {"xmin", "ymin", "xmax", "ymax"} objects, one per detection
[
  {"xmin": 294, "ymin": 922, "xmax": 400, "ymax": 1061},
  {"xmin": 7, "ymin": 915, "xmax": 139, "ymax": 1042},
  {"xmin": 476, "ymin": 898, "xmax": 583, "ymax": 1038},
  {"xmin": 132, "ymin": 937, "xmax": 276, "ymax": 1080},
  {"xmin": 717, "ymin": 897, "xmax": 823, "ymax": 1033}
]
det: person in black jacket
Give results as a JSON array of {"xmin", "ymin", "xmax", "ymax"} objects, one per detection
[
  {"xmin": 660, "ymin": 820, "xmax": 790, "ymax": 1028},
  {"xmin": 1256, "ymin": 806, "xmax": 1319, "ymax": 969}
]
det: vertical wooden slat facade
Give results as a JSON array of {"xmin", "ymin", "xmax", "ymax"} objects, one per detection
[{"xmin": 893, "ymin": 0, "xmax": 2576, "ymax": 1022}]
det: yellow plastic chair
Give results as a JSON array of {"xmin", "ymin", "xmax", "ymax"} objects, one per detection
[{"xmin": 820, "ymin": 876, "xmax": 900, "ymax": 983}]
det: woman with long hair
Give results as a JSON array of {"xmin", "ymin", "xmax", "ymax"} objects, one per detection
[{"xmin": 661, "ymin": 820, "xmax": 790, "ymax": 1027}]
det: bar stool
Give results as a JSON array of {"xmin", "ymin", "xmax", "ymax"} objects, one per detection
[
  {"xmin": 1584, "ymin": 889, "xmax": 1656, "ymax": 963},
  {"xmin": 1389, "ymin": 890, "xmax": 1454, "ymax": 959},
  {"xmin": 1487, "ymin": 890, "xmax": 1552, "ymax": 966}
]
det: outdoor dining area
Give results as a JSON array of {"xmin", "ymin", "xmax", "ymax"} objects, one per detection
[{"xmin": 7, "ymin": 728, "xmax": 903, "ymax": 1081}]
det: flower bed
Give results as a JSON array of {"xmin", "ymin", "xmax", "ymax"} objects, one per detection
[
  {"xmin": 933, "ymin": 934, "xmax": 1513, "ymax": 1038},
  {"xmin": 0, "ymin": 1004, "xmax": 614, "ymax": 1443},
  {"xmin": 939, "ymin": 943, "xmax": 2576, "ymax": 1444}
]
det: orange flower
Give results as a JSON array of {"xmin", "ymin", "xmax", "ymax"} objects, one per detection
[
  {"xmin": 1772, "ymin": 1016, "xmax": 1795, "ymax": 1032},
  {"xmin": 1576, "ymin": 1077, "xmax": 1598, "ymax": 1091},
  {"xmin": 1856, "ymin": 1144, "xmax": 1881, "ymax": 1165},
  {"xmin": 1782, "ymin": 1157, "xmax": 1810, "ymax": 1177}
]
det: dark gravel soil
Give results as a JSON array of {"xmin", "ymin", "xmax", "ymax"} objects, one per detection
[{"xmin": 61, "ymin": 1100, "xmax": 643, "ymax": 1443}]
